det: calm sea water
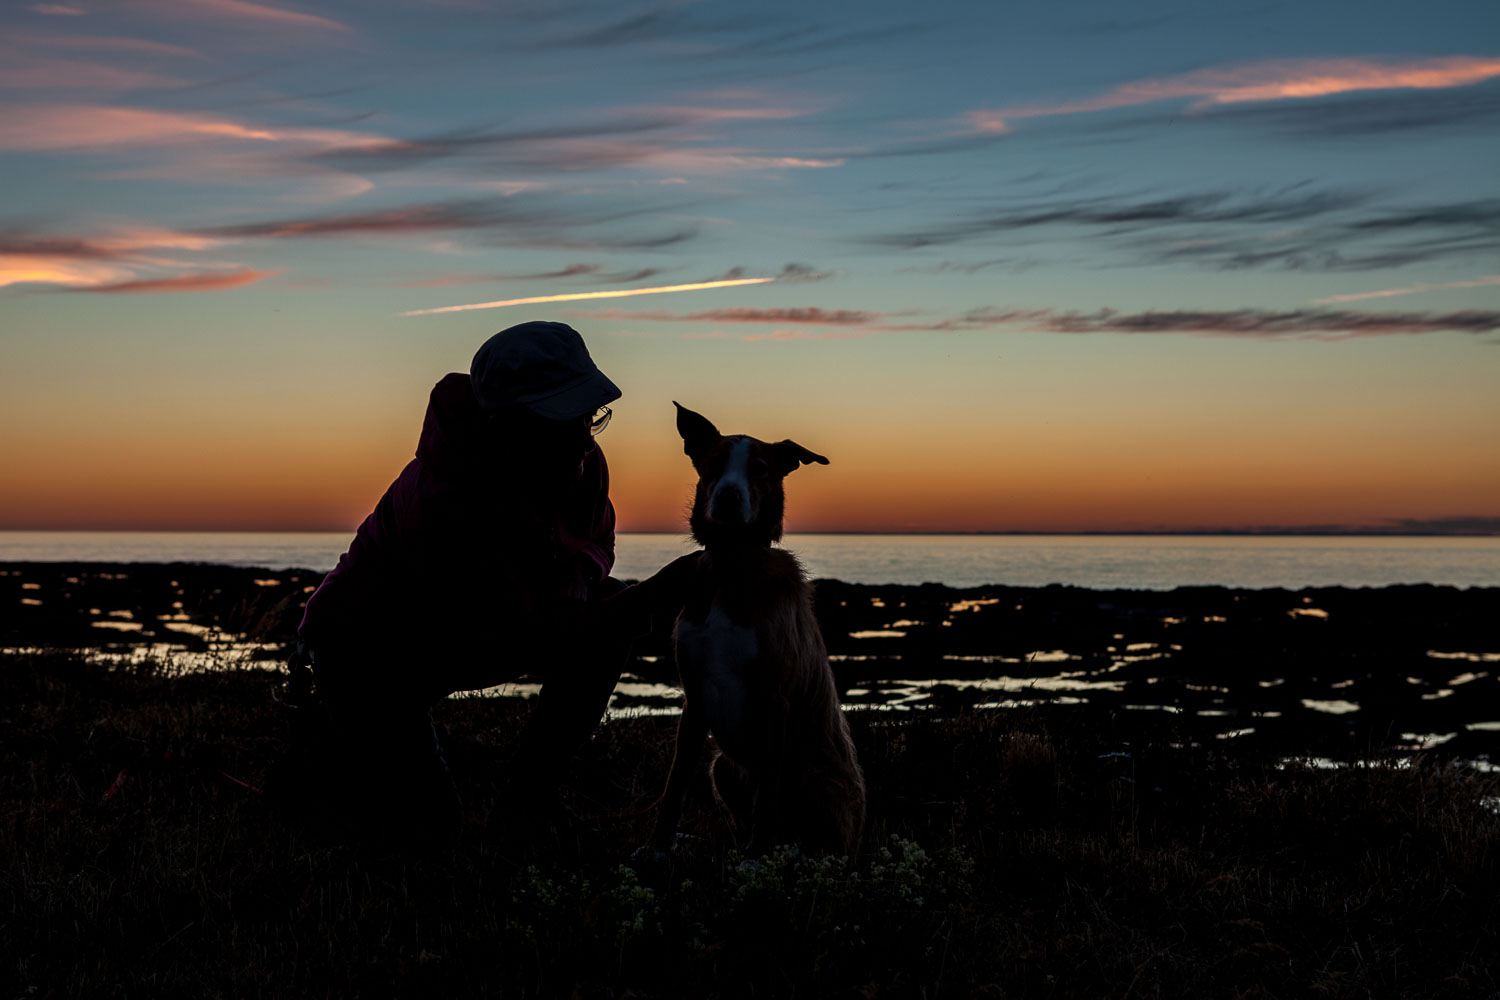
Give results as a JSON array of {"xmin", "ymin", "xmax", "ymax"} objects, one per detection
[{"xmin": 1, "ymin": 531, "xmax": 1496, "ymax": 589}]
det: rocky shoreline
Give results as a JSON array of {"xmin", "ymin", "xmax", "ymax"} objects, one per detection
[{"xmin": 4, "ymin": 560, "xmax": 1498, "ymax": 763}]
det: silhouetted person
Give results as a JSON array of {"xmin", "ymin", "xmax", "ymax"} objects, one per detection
[{"xmin": 288, "ymin": 320, "xmax": 637, "ymax": 842}]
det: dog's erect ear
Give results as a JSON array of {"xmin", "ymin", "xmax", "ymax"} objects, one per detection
[
  {"xmin": 674, "ymin": 402, "xmax": 721, "ymax": 459},
  {"xmin": 770, "ymin": 439, "xmax": 829, "ymax": 476}
]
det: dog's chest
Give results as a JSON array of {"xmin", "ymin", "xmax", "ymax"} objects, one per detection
[{"xmin": 675, "ymin": 604, "xmax": 758, "ymax": 756}]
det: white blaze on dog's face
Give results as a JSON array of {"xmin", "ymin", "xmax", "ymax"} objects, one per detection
[{"xmin": 675, "ymin": 402, "xmax": 828, "ymax": 540}]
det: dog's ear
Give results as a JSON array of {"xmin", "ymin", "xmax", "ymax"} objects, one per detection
[
  {"xmin": 770, "ymin": 439, "xmax": 829, "ymax": 476},
  {"xmin": 674, "ymin": 402, "xmax": 721, "ymax": 460}
]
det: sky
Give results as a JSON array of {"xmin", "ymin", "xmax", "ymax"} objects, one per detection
[{"xmin": 1, "ymin": 0, "xmax": 1498, "ymax": 535}]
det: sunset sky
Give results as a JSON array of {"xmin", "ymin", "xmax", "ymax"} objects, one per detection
[{"xmin": 1, "ymin": 0, "xmax": 1497, "ymax": 534}]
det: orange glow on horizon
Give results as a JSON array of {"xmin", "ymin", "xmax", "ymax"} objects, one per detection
[{"xmin": 4, "ymin": 362, "xmax": 1496, "ymax": 536}]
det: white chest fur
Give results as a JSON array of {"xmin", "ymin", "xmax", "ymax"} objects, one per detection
[{"xmin": 675, "ymin": 604, "xmax": 758, "ymax": 758}]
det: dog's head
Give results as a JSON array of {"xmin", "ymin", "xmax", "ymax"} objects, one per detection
[{"xmin": 675, "ymin": 402, "xmax": 828, "ymax": 546}]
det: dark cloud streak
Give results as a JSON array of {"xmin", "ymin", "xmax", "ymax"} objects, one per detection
[
  {"xmin": 865, "ymin": 187, "xmax": 1374, "ymax": 250},
  {"xmin": 192, "ymin": 197, "xmax": 701, "ymax": 251},
  {"xmin": 867, "ymin": 185, "xmax": 1500, "ymax": 272}
]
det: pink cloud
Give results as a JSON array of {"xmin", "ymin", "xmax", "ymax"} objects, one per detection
[
  {"xmin": 640, "ymin": 149, "xmax": 845, "ymax": 172},
  {"xmin": 633, "ymin": 105, "xmax": 811, "ymax": 123},
  {"xmin": 1313, "ymin": 275, "xmax": 1500, "ymax": 304},
  {"xmin": 0, "ymin": 60, "xmax": 182, "ymax": 91},
  {"xmin": 0, "ymin": 256, "xmax": 133, "ymax": 289},
  {"xmin": 15, "ymin": 32, "xmax": 199, "ymax": 57},
  {"xmin": 580, "ymin": 306, "xmax": 874, "ymax": 324},
  {"xmin": 28, "ymin": 4, "xmax": 86, "ymax": 14},
  {"xmin": 168, "ymin": 0, "xmax": 351, "ymax": 32},
  {"xmin": 740, "ymin": 328, "xmax": 873, "ymax": 342},
  {"xmin": 0, "ymin": 104, "xmax": 385, "ymax": 152},
  {"xmin": 0, "ymin": 225, "xmax": 233, "ymax": 288},
  {"xmin": 74, "ymin": 268, "xmax": 281, "ymax": 293},
  {"xmin": 968, "ymin": 56, "xmax": 1500, "ymax": 132}
]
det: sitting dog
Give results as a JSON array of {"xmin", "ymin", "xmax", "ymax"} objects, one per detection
[{"xmin": 650, "ymin": 403, "xmax": 866, "ymax": 856}]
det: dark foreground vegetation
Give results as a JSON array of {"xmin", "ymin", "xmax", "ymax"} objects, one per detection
[{"xmin": 5, "ymin": 642, "xmax": 1498, "ymax": 999}]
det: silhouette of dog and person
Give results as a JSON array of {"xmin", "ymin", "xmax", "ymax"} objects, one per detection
[{"xmin": 283, "ymin": 320, "xmax": 862, "ymax": 851}]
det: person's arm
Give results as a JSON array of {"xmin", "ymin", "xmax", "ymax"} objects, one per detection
[{"xmin": 599, "ymin": 552, "xmax": 701, "ymax": 639}]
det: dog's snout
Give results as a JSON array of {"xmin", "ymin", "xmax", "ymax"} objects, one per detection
[{"xmin": 709, "ymin": 484, "xmax": 748, "ymax": 523}]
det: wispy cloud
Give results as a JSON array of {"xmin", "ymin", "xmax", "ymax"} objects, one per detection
[
  {"xmin": 0, "ymin": 255, "xmax": 134, "ymax": 289},
  {"xmin": 542, "ymin": 9, "xmax": 916, "ymax": 61},
  {"xmin": 158, "ymin": 0, "xmax": 352, "ymax": 33},
  {"xmin": 400, "ymin": 263, "xmax": 602, "ymax": 288},
  {"xmin": 0, "ymin": 104, "xmax": 383, "ymax": 152},
  {"xmin": 0, "ymin": 225, "xmax": 231, "ymax": 289},
  {"xmin": 866, "ymin": 185, "xmax": 1500, "ymax": 273},
  {"xmin": 307, "ymin": 104, "xmax": 833, "ymax": 177},
  {"xmin": 637, "ymin": 150, "xmax": 843, "ymax": 172},
  {"xmin": 192, "ymin": 197, "xmax": 698, "ymax": 251},
  {"xmin": 11, "ymin": 31, "xmax": 200, "ymax": 58},
  {"xmin": 398, "ymin": 263, "xmax": 668, "ymax": 288},
  {"xmin": 897, "ymin": 257, "xmax": 1042, "ymax": 275},
  {"xmin": 72, "ymin": 268, "xmax": 280, "ymax": 293},
  {"xmin": 1313, "ymin": 275, "xmax": 1500, "ymax": 304},
  {"xmin": 866, "ymin": 186, "xmax": 1369, "ymax": 250},
  {"xmin": 966, "ymin": 56, "xmax": 1500, "ymax": 132},
  {"xmin": 684, "ymin": 328, "xmax": 874, "ymax": 342},
  {"xmin": 0, "ymin": 46, "xmax": 186, "ymax": 91},
  {"xmin": 579, "ymin": 302, "xmax": 1500, "ymax": 342},
  {"xmin": 1188, "ymin": 86, "xmax": 1500, "ymax": 140},
  {"xmin": 199, "ymin": 200, "xmax": 538, "ymax": 239},
  {"xmin": 991, "ymin": 307, "xmax": 1500, "ymax": 340},
  {"xmin": 701, "ymin": 263, "xmax": 835, "ymax": 283},
  {"xmin": 28, "ymin": 4, "xmax": 85, "ymax": 14},
  {"xmin": 401, "ymin": 278, "xmax": 775, "ymax": 316},
  {"xmin": 581, "ymin": 306, "xmax": 873, "ymax": 324}
]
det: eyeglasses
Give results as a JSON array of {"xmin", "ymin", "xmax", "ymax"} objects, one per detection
[{"xmin": 589, "ymin": 406, "xmax": 612, "ymax": 436}]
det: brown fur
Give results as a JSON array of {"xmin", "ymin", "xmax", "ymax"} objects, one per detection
[{"xmin": 649, "ymin": 404, "xmax": 866, "ymax": 856}]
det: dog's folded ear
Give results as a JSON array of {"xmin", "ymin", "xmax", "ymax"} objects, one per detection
[
  {"xmin": 771, "ymin": 440, "xmax": 829, "ymax": 476},
  {"xmin": 674, "ymin": 402, "xmax": 721, "ymax": 460}
]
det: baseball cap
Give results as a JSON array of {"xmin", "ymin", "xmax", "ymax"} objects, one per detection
[{"xmin": 470, "ymin": 321, "xmax": 621, "ymax": 420}]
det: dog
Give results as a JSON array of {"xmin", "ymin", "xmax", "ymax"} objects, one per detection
[{"xmin": 649, "ymin": 402, "xmax": 866, "ymax": 856}]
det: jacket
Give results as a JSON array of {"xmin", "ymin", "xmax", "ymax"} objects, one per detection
[{"xmin": 298, "ymin": 372, "xmax": 616, "ymax": 658}]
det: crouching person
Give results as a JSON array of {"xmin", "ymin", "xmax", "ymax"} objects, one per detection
[{"xmin": 282, "ymin": 321, "xmax": 656, "ymax": 845}]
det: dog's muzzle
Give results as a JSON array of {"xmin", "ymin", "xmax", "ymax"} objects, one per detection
[{"xmin": 708, "ymin": 485, "xmax": 749, "ymax": 524}]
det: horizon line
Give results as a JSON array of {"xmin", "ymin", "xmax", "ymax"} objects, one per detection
[{"xmin": 1, "ymin": 528, "xmax": 1496, "ymax": 539}]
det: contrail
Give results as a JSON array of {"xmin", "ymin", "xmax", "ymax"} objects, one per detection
[{"xmin": 402, "ymin": 277, "xmax": 774, "ymax": 316}]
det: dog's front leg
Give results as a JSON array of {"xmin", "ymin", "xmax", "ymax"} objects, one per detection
[
  {"xmin": 649, "ymin": 697, "xmax": 708, "ymax": 850},
  {"xmin": 746, "ymin": 694, "xmax": 791, "ymax": 855}
]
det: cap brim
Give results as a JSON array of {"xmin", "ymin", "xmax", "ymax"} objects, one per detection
[{"xmin": 523, "ymin": 368, "xmax": 622, "ymax": 421}]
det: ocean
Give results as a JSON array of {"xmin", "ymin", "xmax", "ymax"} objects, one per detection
[{"xmin": 2, "ymin": 530, "xmax": 1497, "ymax": 590}]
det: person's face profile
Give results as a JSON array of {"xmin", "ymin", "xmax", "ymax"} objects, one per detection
[{"xmin": 485, "ymin": 406, "xmax": 596, "ymax": 480}]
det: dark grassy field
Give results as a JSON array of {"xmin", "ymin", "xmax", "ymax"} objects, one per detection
[{"xmin": 4, "ymin": 642, "xmax": 1497, "ymax": 999}]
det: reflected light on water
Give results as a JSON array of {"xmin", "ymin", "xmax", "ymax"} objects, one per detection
[{"xmin": 1301, "ymin": 698, "xmax": 1361, "ymax": 714}]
